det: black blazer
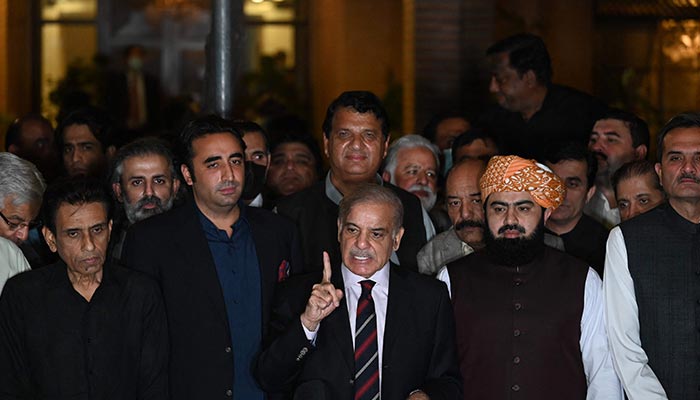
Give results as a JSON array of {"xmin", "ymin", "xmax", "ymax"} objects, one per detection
[
  {"xmin": 256, "ymin": 264, "xmax": 462, "ymax": 400},
  {"xmin": 123, "ymin": 197, "xmax": 303, "ymax": 400}
]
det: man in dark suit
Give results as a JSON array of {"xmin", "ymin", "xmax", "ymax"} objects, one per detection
[
  {"xmin": 123, "ymin": 115, "xmax": 303, "ymax": 400},
  {"xmin": 257, "ymin": 184, "xmax": 461, "ymax": 400},
  {"xmin": 276, "ymin": 91, "xmax": 432, "ymax": 273}
]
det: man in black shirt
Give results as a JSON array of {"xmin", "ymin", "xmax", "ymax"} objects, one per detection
[
  {"xmin": 543, "ymin": 142, "xmax": 608, "ymax": 276},
  {"xmin": 0, "ymin": 178, "xmax": 168, "ymax": 400},
  {"xmin": 481, "ymin": 33, "xmax": 607, "ymax": 161}
]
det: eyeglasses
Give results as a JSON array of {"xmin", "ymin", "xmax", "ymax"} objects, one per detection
[{"xmin": 0, "ymin": 210, "xmax": 39, "ymax": 231}]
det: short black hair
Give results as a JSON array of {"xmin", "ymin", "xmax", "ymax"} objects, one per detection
[
  {"xmin": 598, "ymin": 109, "xmax": 650, "ymax": 149},
  {"xmin": 486, "ymin": 33, "xmax": 553, "ymax": 87},
  {"xmin": 321, "ymin": 91, "xmax": 389, "ymax": 139},
  {"xmin": 612, "ymin": 160, "xmax": 662, "ymax": 196},
  {"xmin": 56, "ymin": 106, "xmax": 115, "ymax": 152},
  {"xmin": 450, "ymin": 128, "xmax": 500, "ymax": 164},
  {"xmin": 178, "ymin": 115, "xmax": 246, "ymax": 172},
  {"xmin": 42, "ymin": 178, "xmax": 112, "ymax": 235},
  {"xmin": 5, "ymin": 114, "xmax": 53, "ymax": 151},
  {"xmin": 422, "ymin": 112, "xmax": 470, "ymax": 143},
  {"xmin": 543, "ymin": 141, "xmax": 597, "ymax": 189},
  {"xmin": 270, "ymin": 133, "xmax": 324, "ymax": 178},
  {"xmin": 233, "ymin": 120, "xmax": 269, "ymax": 152},
  {"xmin": 656, "ymin": 112, "xmax": 700, "ymax": 161}
]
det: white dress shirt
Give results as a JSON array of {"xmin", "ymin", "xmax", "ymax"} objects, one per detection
[
  {"xmin": 0, "ymin": 237, "xmax": 31, "ymax": 294},
  {"xmin": 584, "ymin": 189, "xmax": 620, "ymax": 230},
  {"xmin": 303, "ymin": 262, "xmax": 390, "ymax": 384},
  {"xmin": 603, "ymin": 227, "xmax": 668, "ymax": 399},
  {"xmin": 437, "ymin": 265, "xmax": 623, "ymax": 399}
]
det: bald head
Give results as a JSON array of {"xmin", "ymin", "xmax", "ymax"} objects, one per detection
[{"xmin": 445, "ymin": 159, "xmax": 487, "ymax": 247}]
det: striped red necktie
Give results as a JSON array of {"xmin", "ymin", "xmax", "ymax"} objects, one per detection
[{"xmin": 354, "ymin": 280, "xmax": 379, "ymax": 400}]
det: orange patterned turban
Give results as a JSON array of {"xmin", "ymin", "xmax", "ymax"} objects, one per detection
[{"xmin": 479, "ymin": 155, "xmax": 565, "ymax": 209}]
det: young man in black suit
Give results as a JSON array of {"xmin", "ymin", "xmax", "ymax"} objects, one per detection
[
  {"xmin": 257, "ymin": 184, "xmax": 461, "ymax": 400},
  {"xmin": 123, "ymin": 115, "xmax": 302, "ymax": 400}
]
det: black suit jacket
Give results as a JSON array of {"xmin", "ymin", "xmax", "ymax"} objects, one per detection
[
  {"xmin": 123, "ymin": 197, "xmax": 303, "ymax": 400},
  {"xmin": 256, "ymin": 264, "xmax": 462, "ymax": 400}
]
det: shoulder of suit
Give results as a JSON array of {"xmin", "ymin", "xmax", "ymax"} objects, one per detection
[
  {"xmin": 392, "ymin": 264, "xmax": 448, "ymax": 293},
  {"xmin": 246, "ymin": 205, "xmax": 297, "ymax": 231}
]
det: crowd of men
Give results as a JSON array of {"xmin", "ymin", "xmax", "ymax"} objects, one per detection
[{"xmin": 0, "ymin": 32, "xmax": 695, "ymax": 400}]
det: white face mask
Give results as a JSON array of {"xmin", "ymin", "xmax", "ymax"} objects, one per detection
[{"xmin": 442, "ymin": 148, "xmax": 453, "ymax": 177}]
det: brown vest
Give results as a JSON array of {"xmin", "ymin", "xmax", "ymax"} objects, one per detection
[{"xmin": 447, "ymin": 247, "xmax": 588, "ymax": 399}]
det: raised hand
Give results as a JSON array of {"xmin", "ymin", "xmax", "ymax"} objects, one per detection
[{"xmin": 300, "ymin": 252, "xmax": 344, "ymax": 331}]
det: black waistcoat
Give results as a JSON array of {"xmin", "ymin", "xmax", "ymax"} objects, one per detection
[
  {"xmin": 447, "ymin": 247, "xmax": 588, "ymax": 399},
  {"xmin": 619, "ymin": 203, "xmax": 700, "ymax": 399}
]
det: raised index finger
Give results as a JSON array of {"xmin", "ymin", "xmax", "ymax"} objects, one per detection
[{"xmin": 321, "ymin": 251, "xmax": 332, "ymax": 283}]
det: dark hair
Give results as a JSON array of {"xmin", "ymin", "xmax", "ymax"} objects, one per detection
[
  {"xmin": 599, "ymin": 109, "xmax": 650, "ymax": 149},
  {"xmin": 543, "ymin": 141, "xmax": 597, "ymax": 189},
  {"xmin": 270, "ymin": 133, "xmax": 324, "ymax": 178},
  {"xmin": 656, "ymin": 112, "xmax": 700, "ymax": 160},
  {"xmin": 233, "ymin": 120, "xmax": 269, "ymax": 152},
  {"xmin": 5, "ymin": 114, "xmax": 53, "ymax": 151},
  {"xmin": 178, "ymin": 115, "xmax": 246, "ymax": 172},
  {"xmin": 321, "ymin": 91, "xmax": 389, "ymax": 139},
  {"xmin": 338, "ymin": 184, "xmax": 403, "ymax": 235},
  {"xmin": 612, "ymin": 160, "xmax": 663, "ymax": 196},
  {"xmin": 450, "ymin": 128, "xmax": 500, "ymax": 164},
  {"xmin": 42, "ymin": 178, "xmax": 112, "ymax": 234},
  {"xmin": 56, "ymin": 106, "xmax": 115, "ymax": 153},
  {"xmin": 486, "ymin": 33, "xmax": 553, "ymax": 86},
  {"xmin": 110, "ymin": 137, "xmax": 178, "ymax": 185},
  {"xmin": 422, "ymin": 112, "xmax": 470, "ymax": 143}
]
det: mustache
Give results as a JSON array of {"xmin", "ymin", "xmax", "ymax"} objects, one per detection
[
  {"xmin": 592, "ymin": 151, "xmax": 607, "ymax": 161},
  {"xmin": 408, "ymin": 184, "xmax": 435, "ymax": 194},
  {"xmin": 349, "ymin": 248, "xmax": 373, "ymax": 258},
  {"xmin": 216, "ymin": 181, "xmax": 240, "ymax": 190},
  {"xmin": 679, "ymin": 173, "xmax": 700, "ymax": 183},
  {"xmin": 455, "ymin": 219, "xmax": 484, "ymax": 231},
  {"xmin": 498, "ymin": 224, "xmax": 526, "ymax": 234},
  {"xmin": 136, "ymin": 195, "xmax": 163, "ymax": 209}
]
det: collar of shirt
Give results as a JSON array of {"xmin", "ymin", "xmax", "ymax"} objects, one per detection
[
  {"xmin": 324, "ymin": 171, "xmax": 384, "ymax": 206},
  {"xmin": 196, "ymin": 202, "xmax": 250, "ymax": 242}
]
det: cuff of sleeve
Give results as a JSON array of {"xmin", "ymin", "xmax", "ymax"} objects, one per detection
[{"xmin": 301, "ymin": 317, "xmax": 318, "ymax": 344}]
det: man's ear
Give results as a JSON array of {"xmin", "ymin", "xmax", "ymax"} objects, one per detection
[
  {"xmin": 634, "ymin": 144, "xmax": 648, "ymax": 161},
  {"xmin": 586, "ymin": 185, "xmax": 596, "ymax": 204},
  {"xmin": 323, "ymin": 135, "xmax": 330, "ymax": 159},
  {"xmin": 172, "ymin": 177, "xmax": 181, "ymax": 194},
  {"xmin": 112, "ymin": 182, "xmax": 124, "ymax": 202},
  {"xmin": 381, "ymin": 170, "xmax": 391, "ymax": 183},
  {"xmin": 105, "ymin": 145, "xmax": 117, "ymax": 161},
  {"xmin": 524, "ymin": 70, "xmax": 538, "ymax": 88},
  {"xmin": 181, "ymin": 164, "xmax": 194, "ymax": 186},
  {"xmin": 392, "ymin": 227, "xmax": 405, "ymax": 251},
  {"xmin": 336, "ymin": 218, "xmax": 342, "ymax": 243},
  {"xmin": 655, "ymin": 162, "xmax": 663, "ymax": 186},
  {"xmin": 543, "ymin": 207, "xmax": 553, "ymax": 224},
  {"xmin": 42, "ymin": 226, "xmax": 57, "ymax": 253},
  {"xmin": 7, "ymin": 144, "xmax": 19, "ymax": 154}
]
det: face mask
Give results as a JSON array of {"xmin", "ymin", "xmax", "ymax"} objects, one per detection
[
  {"xmin": 442, "ymin": 148, "xmax": 453, "ymax": 177},
  {"xmin": 127, "ymin": 57, "xmax": 143, "ymax": 71},
  {"xmin": 243, "ymin": 161, "xmax": 268, "ymax": 201}
]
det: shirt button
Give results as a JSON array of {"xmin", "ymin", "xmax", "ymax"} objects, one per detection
[
  {"xmin": 514, "ymin": 303, "xmax": 522, "ymax": 311},
  {"xmin": 513, "ymin": 356, "xmax": 521, "ymax": 364},
  {"xmin": 514, "ymin": 279, "xmax": 522, "ymax": 286},
  {"xmin": 512, "ymin": 384, "xmax": 520, "ymax": 392},
  {"xmin": 513, "ymin": 329, "xmax": 521, "ymax": 337},
  {"xmin": 226, "ymin": 389, "xmax": 232, "ymax": 397},
  {"xmin": 225, "ymin": 346, "xmax": 232, "ymax": 353}
]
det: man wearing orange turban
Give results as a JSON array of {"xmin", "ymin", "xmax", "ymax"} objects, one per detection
[{"xmin": 437, "ymin": 155, "xmax": 622, "ymax": 400}]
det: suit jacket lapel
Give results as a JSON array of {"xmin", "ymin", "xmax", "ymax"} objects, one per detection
[
  {"xmin": 382, "ymin": 265, "xmax": 412, "ymax": 377},
  {"xmin": 324, "ymin": 265, "xmax": 354, "ymax": 374},
  {"xmin": 174, "ymin": 199, "xmax": 230, "ymax": 330}
]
